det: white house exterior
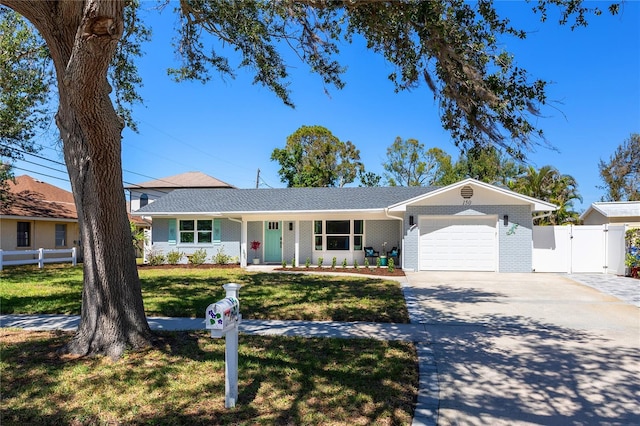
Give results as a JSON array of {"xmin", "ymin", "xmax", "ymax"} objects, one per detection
[
  {"xmin": 134, "ymin": 178, "xmax": 557, "ymax": 273},
  {"xmin": 580, "ymin": 201, "xmax": 640, "ymax": 227}
]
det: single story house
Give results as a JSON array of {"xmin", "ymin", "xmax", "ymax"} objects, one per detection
[
  {"xmin": 134, "ymin": 178, "xmax": 557, "ymax": 272},
  {"xmin": 580, "ymin": 201, "xmax": 640, "ymax": 227}
]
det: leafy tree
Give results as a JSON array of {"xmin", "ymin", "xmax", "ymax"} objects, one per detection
[
  {"xmin": 0, "ymin": 8, "xmax": 53, "ymax": 199},
  {"xmin": 0, "ymin": 0, "xmax": 614, "ymax": 358},
  {"xmin": 383, "ymin": 137, "xmax": 445, "ymax": 186},
  {"xmin": 598, "ymin": 133, "xmax": 640, "ymax": 201},
  {"xmin": 358, "ymin": 170, "xmax": 382, "ymax": 187},
  {"xmin": 449, "ymin": 145, "xmax": 524, "ymax": 185},
  {"xmin": 0, "ymin": 161, "xmax": 15, "ymax": 206},
  {"xmin": 271, "ymin": 125, "xmax": 363, "ymax": 187},
  {"xmin": 509, "ymin": 165, "xmax": 582, "ymax": 225}
]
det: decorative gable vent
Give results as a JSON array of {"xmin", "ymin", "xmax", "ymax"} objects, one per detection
[{"xmin": 460, "ymin": 186, "xmax": 473, "ymax": 199}]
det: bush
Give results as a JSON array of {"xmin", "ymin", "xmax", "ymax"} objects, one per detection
[
  {"xmin": 388, "ymin": 257, "xmax": 395, "ymax": 273},
  {"xmin": 342, "ymin": 258, "xmax": 347, "ymax": 268},
  {"xmin": 146, "ymin": 247, "xmax": 166, "ymax": 266},
  {"xmin": 282, "ymin": 259, "xmax": 287, "ymax": 268},
  {"xmin": 353, "ymin": 259, "xmax": 359, "ymax": 269},
  {"xmin": 189, "ymin": 248, "xmax": 208, "ymax": 265},
  {"xmin": 364, "ymin": 258, "xmax": 370, "ymax": 268},
  {"xmin": 166, "ymin": 250, "xmax": 184, "ymax": 265},
  {"xmin": 305, "ymin": 257, "xmax": 311, "ymax": 268},
  {"xmin": 318, "ymin": 257, "xmax": 324, "ymax": 268},
  {"xmin": 331, "ymin": 257, "xmax": 337, "ymax": 269},
  {"xmin": 212, "ymin": 247, "xmax": 232, "ymax": 264},
  {"xmin": 376, "ymin": 257, "xmax": 381, "ymax": 268}
]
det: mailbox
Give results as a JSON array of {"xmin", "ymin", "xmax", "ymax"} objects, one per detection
[{"xmin": 206, "ymin": 297, "xmax": 240, "ymax": 337}]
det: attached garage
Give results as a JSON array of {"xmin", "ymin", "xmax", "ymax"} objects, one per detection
[{"xmin": 419, "ymin": 215, "xmax": 497, "ymax": 271}]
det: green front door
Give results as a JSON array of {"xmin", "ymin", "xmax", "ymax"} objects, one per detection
[{"xmin": 264, "ymin": 221, "xmax": 282, "ymax": 263}]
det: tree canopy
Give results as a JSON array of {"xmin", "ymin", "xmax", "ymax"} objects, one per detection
[
  {"xmin": 598, "ymin": 133, "xmax": 640, "ymax": 202},
  {"xmin": 0, "ymin": 8, "xmax": 52, "ymax": 159},
  {"xmin": 0, "ymin": 0, "xmax": 616, "ymax": 359},
  {"xmin": 508, "ymin": 165, "xmax": 581, "ymax": 225},
  {"xmin": 271, "ymin": 125, "xmax": 363, "ymax": 187}
]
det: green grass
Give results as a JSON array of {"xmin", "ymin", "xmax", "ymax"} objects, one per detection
[
  {"xmin": 0, "ymin": 329, "xmax": 418, "ymax": 425},
  {"xmin": 0, "ymin": 265, "xmax": 409, "ymax": 323},
  {"xmin": 1, "ymin": 266, "xmax": 416, "ymax": 423}
]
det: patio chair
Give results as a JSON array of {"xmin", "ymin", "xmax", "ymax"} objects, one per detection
[
  {"xmin": 364, "ymin": 246, "xmax": 379, "ymax": 263},
  {"xmin": 387, "ymin": 247, "xmax": 400, "ymax": 262}
]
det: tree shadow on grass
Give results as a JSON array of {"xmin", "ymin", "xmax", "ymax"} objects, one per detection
[
  {"xmin": 1, "ymin": 330, "xmax": 417, "ymax": 425},
  {"xmin": 410, "ymin": 284, "xmax": 640, "ymax": 425}
]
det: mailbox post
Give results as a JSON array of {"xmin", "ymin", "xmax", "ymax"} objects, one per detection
[{"xmin": 205, "ymin": 283, "xmax": 242, "ymax": 408}]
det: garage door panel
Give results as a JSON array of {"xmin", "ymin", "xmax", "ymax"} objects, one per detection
[{"xmin": 419, "ymin": 217, "xmax": 496, "ymax": 271}]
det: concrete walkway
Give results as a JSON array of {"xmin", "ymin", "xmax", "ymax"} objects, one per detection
[{"xmin": 2, "ymin": 271, "xmax": 638, "ymax": 426}]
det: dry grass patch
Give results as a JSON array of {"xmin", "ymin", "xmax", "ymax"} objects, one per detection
[{"xmin": 1, "ymin": 329, "xmax": 417, "ymax": 425}]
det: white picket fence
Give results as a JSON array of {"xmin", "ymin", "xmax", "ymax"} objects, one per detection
[
  {"xmin": 0, "ymin": 248, "xmax": 77, "ymax": 271},
  {"xmin": 532, "ymin": 224, "xmax": 627, "ymax": 275}
]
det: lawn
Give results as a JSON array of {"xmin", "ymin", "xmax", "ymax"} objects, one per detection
[
  {"xmin": 1, "ymin": 265, "xmax": 416, "ymax": 424},
  {"xmin": 0, "ymin": 329, "xmax": 418, "ymax": 425},
  {"xmin": 0, "ymin": 265, "xmax": 409, "ymax": 323}
]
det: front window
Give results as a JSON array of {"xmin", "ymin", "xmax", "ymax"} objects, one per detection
[
  {"xmin": 17, "ymin": 222, "xmax": 30, "ymax": 247},
  {"xmin": 314, "ymin": 220, "xmax": 363, "ymax": 251},
  {"xmin": 179, "ymin": 219, "xmax": 213, "ymax": 244},
  {"xmin": 55, "ymin": 224, "xmax": 67, "ymax": 247}
]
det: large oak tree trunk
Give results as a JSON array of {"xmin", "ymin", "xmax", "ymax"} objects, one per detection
[{"xmin": 5, "ymin": 0, "xmax": 152, "ymax": 359}]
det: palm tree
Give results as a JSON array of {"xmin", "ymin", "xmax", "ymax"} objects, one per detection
[{"xmin": 509, "ymin": 165, "xmax": 582, "ymax": 225}]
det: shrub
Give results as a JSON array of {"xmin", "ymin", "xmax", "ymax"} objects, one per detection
[
  {"xmin": 388, "ymin": 257, "xmax": 395, "ymax": 273},
  {"xmin": 364, "ymin": 258, "xmax": 370, "ymax": 268},
  {"xmin": 291, "ymin": 257, "xmax": 296, "ymax": 267},
  {"xmin": 282, "ymin": 259, "xmax": 287, "ymax": 268},
  {"xmin": 305, "ymin": 257, "xmax": 311, "ymax": 268},
  {"xmin": 146, "ymin": 247, "xmax": 166, "ymax": 266},
  {"xmin": 318, "ymin": 257, "xmax": 323, "ymax": 267},
  {"xmin": 376, "ymin": 257, "xmax": 381, "ymax": 268},
  {"xmin": 189, "ymin": 248, "xmax": 208, "ymax": 265},
  {"xmin": 212, "ymin": 247, "xmax": 232, "ymax": 264},
  {"xmin": 166, "ymin": 250, "xmax": 184, "ymax": 265},
  {"xmin": 353, "ymin": 259, "xmax": 359, "ymax": 269},
  {"xmin": 342, "ymin": 258, "xmax": 347, "ymax": 268},
  {"xmin": 331, "ymin": 257, "xmax": 337, "ymax": 269}
]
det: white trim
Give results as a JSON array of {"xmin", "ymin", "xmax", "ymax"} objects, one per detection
[{"xmin": 388, "ymin": 178, "xmax": 557, "ymax": 212}]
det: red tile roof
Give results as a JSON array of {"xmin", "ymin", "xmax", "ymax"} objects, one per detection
[
  {"xmin": 2, "ymin": 175, "xmax": 150, "ymax": 227},
  {"xmin": 1, "ymin": 175, "xmax": 77, "ymax": 219}
]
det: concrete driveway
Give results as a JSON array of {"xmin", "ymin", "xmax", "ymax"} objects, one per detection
[{"xmin": 404, "ymin": 272, "xmax": 640, "ymax": 426}]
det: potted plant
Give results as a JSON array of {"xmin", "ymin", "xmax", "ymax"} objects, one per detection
[
  {"xmin": 250, "ymin": 240, "xmax": 261, "ymax": 264},
  {"xmin": 379, "ymin": 242, "xmax": 388, "ymax": 266}
]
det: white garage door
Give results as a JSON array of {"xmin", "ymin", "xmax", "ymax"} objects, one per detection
[{"xmin": 419, "ymin": 216, "xmax": 497, "ymax": 271}]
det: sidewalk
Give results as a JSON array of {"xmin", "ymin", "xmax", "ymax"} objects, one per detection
[{"xmin": 0, "ymin": 314, "xmax": 429, "ymax": 342}]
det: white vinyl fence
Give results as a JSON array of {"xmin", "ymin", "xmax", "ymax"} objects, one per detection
[
  {"xmin": 0, "ymin": 248, "xmax": 77, "ymax": 271},
  {"xmin": 532, "ymin": 224, "xmax": 626, "ymax": 275}
]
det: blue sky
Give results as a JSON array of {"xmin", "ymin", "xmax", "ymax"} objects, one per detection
[{"xmin": 15, "ymin": 1, "xmax": 640, "ymax": 211}]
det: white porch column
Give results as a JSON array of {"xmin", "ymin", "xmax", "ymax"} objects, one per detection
[
  {"xmin": 294, "ymin": 220, "xmax": 300, "ymax": 267},
  {"xmin": 240, "ymin": 219, "xmax": 247, "ymax": 268}
]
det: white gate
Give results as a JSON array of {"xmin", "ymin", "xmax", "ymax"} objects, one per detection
[{"xmin": 532, "ymin": 224, "xmax": 626, "ymax": 274}]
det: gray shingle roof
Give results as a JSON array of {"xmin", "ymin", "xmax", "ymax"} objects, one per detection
[{"xmin": 136, "ymin": 186, "xmax": 439, "ymax": 214}]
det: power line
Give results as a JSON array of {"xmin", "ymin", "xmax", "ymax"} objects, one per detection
[{"xmin": 11, "ymin": 166, "xmax": 70, "ymax": 183}]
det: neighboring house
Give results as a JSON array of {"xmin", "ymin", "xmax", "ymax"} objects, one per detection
[
  {"xmin": 0, "ymin": 175, "xmax": 81, "ymax": 259},
  {"xmin": 126, "ymin": 171, "xmax": 235, "ymax": 212},
  {"xmin": 580, "ymin": 201, "xmax": 640, "ymax": 227},
  {"xmin": 134, "ymin": 178, "xmax": 557, "ymax": 273}
]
